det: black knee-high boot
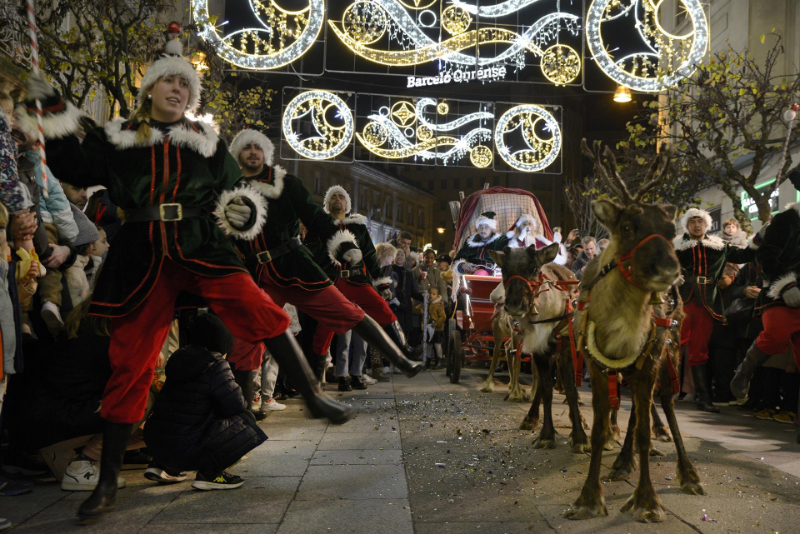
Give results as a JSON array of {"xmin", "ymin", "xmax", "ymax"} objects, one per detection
[
  {"xmin": 691, "ymin": 363, "xmax": 720, "ymax": 413},
  {"xmin": 77, "ymin": 421, "xmax": 134, "ymax": 523},
  {"xmin": 382, "ymin": 320, "xmax": 418, "ymax": 360},
  {"xmin": 265, "ymin": 332, "xmax": 355, "ymax": 424},
  {"xmin": 353, "ymin": 316, "xmax": 424, "ymax": 377}
]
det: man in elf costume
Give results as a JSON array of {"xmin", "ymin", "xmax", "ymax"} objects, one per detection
[
  {"xmin": 227, "ymin": 132, "xmax": 422, "ymax": 383},
  {"xmin": 454, "ymin": 211, "xmax": 508, "ymax": 275},
  {"xmin": 731, "ymin": 171, "xmax": 800, "ymax": 433},
  {"xmin": 674, "ymin": 208, "xmax": 755, "ymax": 413},
  {"xmin": 304, "ymin": 185, "xmax": 424, "ymax": 378}
]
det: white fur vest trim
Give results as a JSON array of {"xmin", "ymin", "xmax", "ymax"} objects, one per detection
[
  {"xmin": 787, "ymin": 202, "xmax": 800, "ymax": 216},
  {"xmin": 372, "ymin": 276, "xmax": 392, "ymax": 288},
  {"xmin": 213, "ymin": 183, "xmax": 268, "ymax": 241},
  {"xmin": 249, "ymin": 165, "xmax": 286, "ymax": 199},
  {"xmin": 673, "ymin": 233, "xmax": 725, "ymax": 251},
  {"xmin": 327, "ymin": 229, "xmax": 358, "ymax": 267},
  {"xmin": 342, "ymin": 213, "xmax": 367, "ymax": 225},
  {"xmin": 467, "ymin": 233, "xmax": 502, "ymax": 247},
  {"xmin": 585, "ymin": 321, "xmax": 644, "ymax": 370},
  {"xmin": 768, "ymin": 271, "xmax": 797, "ymax": 300},
  {"xmin": 22, "ymin": 101, "xmax": 84, "ymax": 140},
  {"xmin": 104, "ymin": 119, "xmax": 219, "ymax": 157}
]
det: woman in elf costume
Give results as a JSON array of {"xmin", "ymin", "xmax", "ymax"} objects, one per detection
[{"xmin": 22, "ymin": 26, "xmax": 351, "ymax": 523}]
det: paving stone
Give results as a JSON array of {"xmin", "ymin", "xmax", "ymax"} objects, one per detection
[
  {"xmin": 143, "ymin": 525, "xmax": 278, "ymax": 534},
  {"xmin": 236, "ymin": 440, "xmax": 316, "ymax": 477},
  {"xmin": 309, "ymin": 449, "xmax": 403, "ymax": 465},
  {"xmin": 295, "ymin": 465, "xmax": 407, "ymax": 500},
  {"xmin": 151, "ymin": 477, "xmax": 300, "ymax": 524},
  {"xmin": 317, "ymin": 431, "xmax": 402, "ymax": 450},
  {"xmin": 414, "ymin": 521, "xmax": 554, "ymax": 533},
  {"xmin": 277, "ymin": 498, "xmax": 412, "ymax": 534}
]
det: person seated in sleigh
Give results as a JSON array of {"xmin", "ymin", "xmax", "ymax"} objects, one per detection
[{"xmin": 454, "ymin": 211, "xmax": 508, "ymax": 276}]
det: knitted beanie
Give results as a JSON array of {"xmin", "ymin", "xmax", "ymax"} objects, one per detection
[
  {"xmin": 188, "ymin": 313, "xmax": 234, "ymax": 355},
  {"xmin": 71, "ymin": 204, "xmax": 101, "ymax": 247}
]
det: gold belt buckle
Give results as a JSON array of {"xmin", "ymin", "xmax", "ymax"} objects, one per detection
[
  {"xmin": 340, "ymin": 269, "xmax": 350, "ymax": 278},
  {"xmin": 696, "ymin": 276, "xmax": 707, "ymax": 285},
  {"xmin": 159, "ymin": 203, "xmax": 183, "ymax": 222},
  {"xmin": 257, "ymin": 250, "xmax": 272, "ymax": 264}
]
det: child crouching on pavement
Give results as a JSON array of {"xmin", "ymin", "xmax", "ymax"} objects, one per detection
[{"xmin": 144, "ymin": 313, "xmax": 267, "ymax": 490}]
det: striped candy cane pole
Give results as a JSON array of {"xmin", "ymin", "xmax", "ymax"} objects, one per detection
[{"xmin": 26, "ymin": 0, "xmax": 49, "ymax": 198}]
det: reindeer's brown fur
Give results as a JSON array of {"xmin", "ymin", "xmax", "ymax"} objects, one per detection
[
  {"xmin": 481, "ymin": 311, "xmax": 530, "ymax": 402},
  {"xmin": 564, "ymin": 140, "xmax": 703, "ymax": 524}
]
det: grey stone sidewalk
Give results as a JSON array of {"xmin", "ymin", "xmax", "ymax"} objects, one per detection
[{"xmin": 4, "ymin": 367, "xmax": 800, "ymax": 533}]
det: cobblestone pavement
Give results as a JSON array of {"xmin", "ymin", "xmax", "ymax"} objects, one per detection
[{"xmin": 4, "ymin": 367, "xmax": 800, "ymax": 533}]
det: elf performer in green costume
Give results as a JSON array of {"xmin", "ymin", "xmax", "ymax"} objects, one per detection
[
  {"xmin": 303, "ymin": 184, "xmax": 424, "ymax": 376},
  {"xmin": 226, "ymin": 133, "xmax": 423, "ymax": 380},
  {"xmin": 731, "ymin": 170, "xmax": 800, "ymax": 424},
  {"xmin": 674, "ymin": 208, "xmax": 755, "ymax": 413},
  {"xmin": 21, "ymin": 30, "xmax": 351, "ymax": 524}
]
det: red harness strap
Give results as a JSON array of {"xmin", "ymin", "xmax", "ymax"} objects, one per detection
[
  {"xmin": 608, "ymin": 371, "xmax": 620, "ymax": 410},
  {"xmin": 616, "ymin": 234, "xmax": 673, "ymax": 289}
]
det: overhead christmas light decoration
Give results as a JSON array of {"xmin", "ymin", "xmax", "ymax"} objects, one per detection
[
  {"xmin": 328, "ymin": 0, "xmax": 581, "ymax": 83},
  {"xmin": 191, "ymin": 0, "xmax": 324, "ymax": 70},
  {"xmin": 494, "ymin": 104, "xmax": 561, "ymax": 172},
  {"xmin": 357, "ymin": 97, "xmax": 493, "ymax": 167},
  {"xmin": 282, "ymin": 90, "xmax": 354, "ymax": 160},
  {"xmin": 585, "ymin": 0, "xmax": 709, "ymax": 91}
]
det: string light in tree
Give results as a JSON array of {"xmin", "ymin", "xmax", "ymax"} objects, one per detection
[
  {"xmin": 585, "ymin": 0, "xmax": 709, "ymax": 91},
  {"xmin": 191, "ymin": 0, "xmax": 324, "ymax": 70},
  {"xmin": 494, "ymin": 104, "xmax": 561, "ymax": 172},
  {"xmin": 282, "ymin": 90, "xmax": 354, "ymax": 160}
]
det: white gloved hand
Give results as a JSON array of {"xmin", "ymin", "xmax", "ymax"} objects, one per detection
[
  {"xmin": 342, "ymin": 248, "xmax": 362, "ymax": 265},
  {"xmin": 381, "ymin": 289, "xmax": 392, "ymax": 300},
  {"xmin": 26, "ymin": 71, "xmax": 56, "ymax": 101},
  {"xmin": 224, "ymin": 197, "xmax": 251, "ymax": 229},
  {"xmin": 676, "ymin": 274, "xmax": 685, "ymax": 287},
  {"xmin": 783, "ymin": 286, "xmax": 800, "ymax": 308}
]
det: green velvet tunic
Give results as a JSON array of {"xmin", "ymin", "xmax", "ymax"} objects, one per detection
[
  {"xmin": 455, "ymin": 233, "xmax": 509, "ymax": 267},
  {"xmin": 43, "ymin": 117, "xmax": 255, "ymax": 318},
  {"xmin": 306, "ymin": 213, "xmax": 384, "ymax": 287},
  {"xmin": 674, "ymin": 233, "xmax": 756, "ymax": 323},
  {"xmin": 237, "ymin": 166, "xmax": 338, "ymax": 291}
]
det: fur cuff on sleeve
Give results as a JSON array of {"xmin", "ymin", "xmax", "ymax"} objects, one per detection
[
  {"xmin": 372, "ymin": 276, "xmax": 392, "ymax": 289},
  {"xmin": 21, "ymin": 101, "xmax": 83, "ymax": 140},
  {"xmin": 327, "ymin": 229, "xmax": 358, "ymax": 267},
  {"xmin": 767, "ymin": 272, "xmax": 797, "ymax": 300},
  {"xmin": 213, "ymin": 183, "xmax": 268, "ymax": 241}
]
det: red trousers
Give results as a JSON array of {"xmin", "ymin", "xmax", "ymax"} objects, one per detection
[
  {"xmin": 756, "ymin": 306, "xmax": 800, "ymax": 368},
  {"xmin": 103, "ymin": 259, "xmax": 289, "ymax": 423},
  {"xmin": 312, "ymin": 279, "xmax": 396, "ymax": 356},
  {"xmin": 680, "ymin": 300, "xmax": 715, "ymax": 367},
  {"xmin": 228, "ymin": 337, "xmax": 266, "ymax": 373}
]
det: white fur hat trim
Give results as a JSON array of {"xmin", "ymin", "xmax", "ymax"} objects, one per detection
[
  {"xmin": 230, "ymin": 129, "xmax": 275, "ymax": 165},
  {"xmin": 680, "ymin": 208, "xmax": 712, "ymax": 231},
  {"xmin": 139, "ymin": 56, "xmax": 202, "ymax": 113},
  {"xmin": 475, "ymin": 215, "xmax": 497, "ymax": 231},
  {"xmin": 323, "ymin": 185, "xmax": 352, "ymax": 214}
]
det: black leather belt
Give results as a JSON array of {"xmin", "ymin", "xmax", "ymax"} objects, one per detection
[
  {"xmin": 124, "ymin": 203, "xmax": 205, "ymax": 223},
  {"xmin": 257, "ymin": 237, "xmax": 305, "ymax": 264},
  {"xmin": 695, "ymin": 276, "xmax": 714, "ymax": 285}
]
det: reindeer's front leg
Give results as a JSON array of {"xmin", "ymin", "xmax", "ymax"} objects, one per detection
[
  {"xmin": 564, "ymin": 360, "xmax": 610, "ymax": 520},
  {"xmin": 559, "ymin": 347, "xmax": 589, "ymax": 453},
  {"xmin": 481, "ymin": 332, "xmax": 503, "ymax": 393},
  {"xmin": 520, "ymin": 365, "xmax": 542, "ymax": 430},
  {"xmin": 609, "ymin": 396, "xmax": 637, "ymax": 480},
  {"xmin": 620, "ymin": 370, "xmax": 666, "ymax": 523},
  {"xmin": 532, "ymin": 353, "xmax": 556, "ymax": 448}
]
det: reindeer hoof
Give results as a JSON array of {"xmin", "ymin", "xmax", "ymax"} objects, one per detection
[
  {"xmin": 609, "ymin": 465, "xmax": 634, "ymax": 481},
  {"xmin": 480, "ymin": 385, "xmax": 495, "ymax": 393},
  {"xmin": 564, "ymin": 500, "xmax": 608, "ymax": 520},
  {"xmin": 649, "ymin": 446, "xmax": 666, "ymax": 456},
  {"xmin": 621, "ymin": 492, "xmax": 666, "ymax": 523},
  {"xmin": 677, "ymin": 470, "xmax": 705, "ymax": 495},
  {"xmin": 569, "ymin": 436, "xmax": 590, "ymax": 454},
  {"xmin": 653, "ymin": 425, "xmax": 672, "ymax": 442},
  {"xmin": 533, "ymin": 436, "xmax": 556, "ymax": 449},
  {"xmin": 603, "ymin": 438, "xmax": 616, "ymax": 451},
  {"xmin": 611, "ymin": 425, "xmax": 622, "ymax": 440},
  {"xmin": 519, "ymin": 417, "xmax": 538, "ymax": 431}
]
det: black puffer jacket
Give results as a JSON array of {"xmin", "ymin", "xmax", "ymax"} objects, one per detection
[{"xmin": 144, "ymin": 346, "xmax": 267, "ymax": 472}]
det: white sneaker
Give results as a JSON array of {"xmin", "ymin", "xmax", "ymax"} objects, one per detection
[
  {"xmin": 381, "ymin": 366, "xmax": 391, "ymax": 375},
  {"xmin": 261, "ymin": 398, "xmax": 286, "ymax": 411},
  {"xmin": 41, "ymin": 301, "xmax": 64, "ymax": 335},
  {"xmin": 361, "ymin": 375, "xmax": 377, "ymax": 385},
  {"xmin": 61, "ymin": 460, "xmax": 127, "ymax": 491}
]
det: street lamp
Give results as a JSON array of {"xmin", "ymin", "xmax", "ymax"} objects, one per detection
[
  {"xmin": 613, "ymin": 85, "xmax": 632, "ymax": 103},
  {"xmin": 437, "ymin": 227, "xmax": 445, "ymax": 234}
]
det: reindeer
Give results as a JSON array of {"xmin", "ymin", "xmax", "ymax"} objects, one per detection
[
  {"xmin": 489, "ymin": 244, "xmax": 588, "ymax": 453},
  {"xmin": 564, "ymin": 141, "xmax": 703, "ymax": 524},
  {"xmin": 480, "ymin": 300, "xmax": 531, "ymax": 402}
]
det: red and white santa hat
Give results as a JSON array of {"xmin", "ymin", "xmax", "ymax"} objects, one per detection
[{"xmin": 506, "ymin": 214, "xmax": 538, "ymax": 238}]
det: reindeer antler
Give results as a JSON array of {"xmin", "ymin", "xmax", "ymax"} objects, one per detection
[
  {"xmin": 633, "ymin": 143, "xmax": 673, "ymax": 202},
  {"xmin": 580, "ymin": 139, "xmax": 633, "ymax": 204}
]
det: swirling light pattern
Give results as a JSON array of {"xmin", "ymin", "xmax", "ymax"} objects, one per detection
[
  {"xmin": 585, "ymin": 0, "xmax": 709, "ymax": 91},
  {"xmin": 191, "ymin": 0, "xmax": 324, "ymax": 70},
  {"xmin": 494, "ymin": 104, "xmax": 561, "ymax": 172},
  {"xmin": 282, "ymin": 90, "xmax": 354, "ymax": 160}
]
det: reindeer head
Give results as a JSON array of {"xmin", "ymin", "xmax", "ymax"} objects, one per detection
[
  {"xmin": 582, "ymin": 140, "xmax": 679, "ymax": 292},
  {"xmin": 489, "ymin": 243, "xmax": 560, "ymax": 318}
]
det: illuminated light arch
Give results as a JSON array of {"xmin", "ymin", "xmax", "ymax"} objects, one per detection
[
  {"xmin": 494, "ymin": 104, "xmax": 561, "ymax": 172},
  {"xmin": 585, "ymin": 0, "xmax": 709, "ymax": 91},
  {"xmin": 282, "ymin": 91, "xmax": 354, "ymax": 160},
  {"xmin": 191, "ymin": 0, "xmax": 324, "ymax": 70}
]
